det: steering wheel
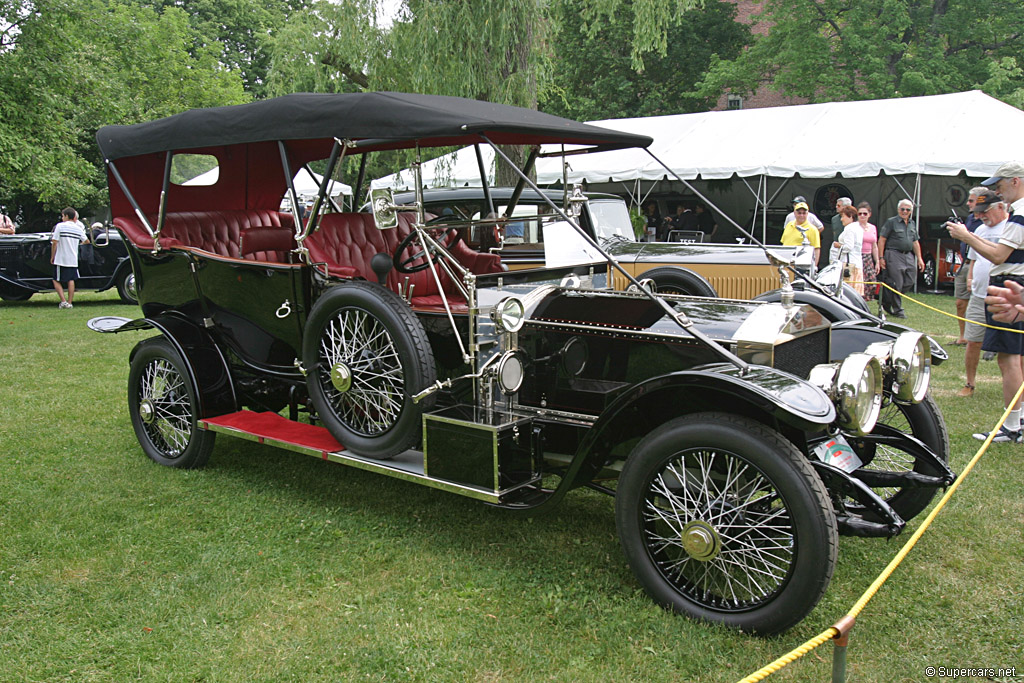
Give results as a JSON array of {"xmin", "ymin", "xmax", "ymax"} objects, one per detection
[{"xmin": 393, "ymin": 228, "xmax": 462, "ymax": 274}]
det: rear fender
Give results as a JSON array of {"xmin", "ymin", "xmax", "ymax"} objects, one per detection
[
  {"xmin": 0, "ymin": 271, "xmax": 42, "ymax": 293},
  {"xmin": 95, "ymin": 258, "xmax": 132, "ymax": 294},
  {"xmin": 125, "ymin": 314, "xmax": 237, "ymax": 418}
]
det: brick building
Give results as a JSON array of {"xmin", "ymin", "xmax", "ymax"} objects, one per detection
[{"xmin": 712, "ymin": 0, "xmax": 808, "ymax": 111}]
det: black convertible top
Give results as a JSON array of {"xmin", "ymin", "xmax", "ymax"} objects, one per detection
[{"xmin": 96, "ymin": 92, "xmax": 653, "ymax": 161}]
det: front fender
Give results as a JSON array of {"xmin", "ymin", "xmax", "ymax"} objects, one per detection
[
  {"xmin": 0, "ymin": 271, "xmax": 43, "ymax": 293},
  {"xmin": 831, "ymin": 320, "xmax": 948, "ymax": 366},
  {"xmin": 122, "ymin": 314, "xmax": 237, "ymax": 418},
  {"xmin": 568, "ymin": 364, "xmax": 834, "ymax": 483}
]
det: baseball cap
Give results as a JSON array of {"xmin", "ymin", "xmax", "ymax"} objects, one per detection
[
  {"xmin": 792, "ymin": 195, "xmax": 807, "ymax": 204},
  {"xmin": 973, "ymin": 190, "xmax": 1002, "ymax": 212},
  {"xmin": 793, "ymin": 202, "xmax": 809, "ymax": 211},
  {"xmin": 981, "ymin": 161, "xmax": 1024, "ymax": 186}
]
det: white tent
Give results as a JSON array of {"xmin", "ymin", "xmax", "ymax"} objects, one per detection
[
  {"xmin": 185, "ymin": 168, "xmax": 352, "ymax": 198},
  {"xmin": 372, "ymin": 91, "xmax": 1024, "ymax": 239}
]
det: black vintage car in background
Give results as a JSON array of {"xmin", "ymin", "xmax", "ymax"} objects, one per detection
[
  {"xmin": 0, "ymin": 229, "xmax": 136, "ymax": 303},
  {"xmin": 90, "ymin": 92, "xmax": 953, "ymax": 636}
]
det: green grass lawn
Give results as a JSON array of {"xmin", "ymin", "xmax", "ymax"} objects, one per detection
[{"xmin": 1, "ymin": 289, "xmax": 1021, "ymax": 682}]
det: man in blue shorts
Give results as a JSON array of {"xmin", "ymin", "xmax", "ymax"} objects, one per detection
[
  {"xmin": 948, "ymin": 185, "xmax": 1024, "ymax": 442},
  {"xmin": 50, "ymin": 207, "xmax": 88, "ymax": 309}
]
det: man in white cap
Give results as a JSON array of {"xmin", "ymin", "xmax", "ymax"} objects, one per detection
[{"xmin": 949, "ymin": 164, "xmax": 1024, "ymax": 442}]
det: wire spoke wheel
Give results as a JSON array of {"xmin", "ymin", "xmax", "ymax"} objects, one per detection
[
  {"xmin": 616, "ymin": 413, "xmax": 836, "ymax": 635},
  {"xmin": 128, "ymin": 338, "xmax": 214, "ymax": 468},
  {"xmin": 642, "ymin": 448, "xmax": 794, "ymax": 611},
  {"xmin": 304, "ymin": 281, "xmax": 435, "ymax": 459},
  {"xmin": 849, "ymin": 393, "xmax": 949, "ymax": 522},
  {"xmin": 317, "ymin": 307, "xmax": 405, "ymax": 437},
  {"xmin": 139, "ymin": 358, "xmax": 193, "ymax": 456}
]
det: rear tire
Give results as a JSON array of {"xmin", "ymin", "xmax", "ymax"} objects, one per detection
[
  {"xmin": 0, "ymin": 282, "xmax": 33, "ymax": 301},
  {"xmin": 615, "ymin": 412, "xmax": 837, "ymax": 635},
  {"xmin": 642, "ymin": 266, "xmax": 717, "ymax": 297},
  {"xmin": 128, "ymin": 338, "xmax": 215, "ymax": 468},
  {"xmin": 116, "ymin": 268, "xmax": 137, "ymax": 304}
]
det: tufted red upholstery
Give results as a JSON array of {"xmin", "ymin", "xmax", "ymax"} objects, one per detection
[
  {"xmin": 305, "ymin": 212, "xmax": 504, "ymax": 309},
  {"xmin": 114, "ymin": 210, "xmax": 295, "ymax": 261},
  {"xmin": 304, "ymin": 212, "xmax": 382, "ymax": 280},
  {"xmin": 240, "ymin": 226, "xmax": 296, "ymax": 263}
]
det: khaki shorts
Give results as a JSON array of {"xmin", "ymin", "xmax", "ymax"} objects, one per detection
[
  {"xmin": 954, "ymin": 262, "xmax": 970, "ymax": 300},
  {"xmin": 965, "ymin": 296, "xmax": 987, "ymax": 343}
]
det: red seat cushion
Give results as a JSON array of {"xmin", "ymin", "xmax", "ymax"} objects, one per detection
[{"xmin": 114, "ymin": 210, "xmax": 294, "ymax": 261}]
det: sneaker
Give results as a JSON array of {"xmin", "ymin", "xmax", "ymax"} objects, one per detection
[
  {"xmin": 956, "ymin": 384, "xmax": 975, "ymax": 397},
  {"xmin": 983, "ymin": 351, "xmax": 997, "ymax": 361},
  {"xmin": 58, "ymin": 301, "xmax": 70, "ymax": 309},
  {"xmin": 972, "ymin": 425, "xmax": 1022, "ymax": 443}
]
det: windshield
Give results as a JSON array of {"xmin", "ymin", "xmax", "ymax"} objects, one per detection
[{"xmin": 589, "ymin": 199, "xmax": 636, "ymax": 243}]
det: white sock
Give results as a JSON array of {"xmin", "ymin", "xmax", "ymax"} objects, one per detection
[{"xmin": 1008, "ymin": 408, "xmax": 1021, "ymax": 431}]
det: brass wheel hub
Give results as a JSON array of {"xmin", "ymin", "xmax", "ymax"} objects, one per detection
[
  {"xmin": 330, "ymin": 362, "xmax": 352, "ymax": 393},
  {"xmin": 139, "ymin": 399, "xmax": 156, "ymax": 425},
  {"xmin": 681, "ymin": 520, "xmax": 722, "ymax": 562}
]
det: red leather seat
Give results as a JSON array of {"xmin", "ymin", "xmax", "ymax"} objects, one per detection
[
  {"xmin": 306, "ymin": 212, "xmax": 503, "ymax": 310},
  {"xmin": 114, "ymin": 210, "xmax": 295, "ymax": 262}
]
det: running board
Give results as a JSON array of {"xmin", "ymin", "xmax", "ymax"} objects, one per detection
[{"xmin": 200, "ymin": 410, "xmax": 529, "ymax": 504}]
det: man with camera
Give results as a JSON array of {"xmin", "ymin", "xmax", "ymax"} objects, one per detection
[{"xmin": 948, "ymin": 179, "xmax": 1024, "ymax": 442}]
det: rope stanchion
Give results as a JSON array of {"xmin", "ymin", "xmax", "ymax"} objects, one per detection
[{"xmin": 735, "ymin": 379, "xmax": 1024, "ymax": 683}]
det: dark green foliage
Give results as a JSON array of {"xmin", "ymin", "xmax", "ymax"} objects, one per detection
[
  {"xmin": 697, "ymin": 0, "xmax": 1024, "ymax": 107},
  {"xmin": 541, "ymin": 0, "xmax": 751, "ymax": 119},
  {"xmin": 0, "ymin": 0, "xmax": 247, "ymax": 228}
]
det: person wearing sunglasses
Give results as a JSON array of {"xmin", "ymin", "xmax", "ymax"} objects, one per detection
[
  {"xmin": 948, "ymin": 188, "xmax": 1021, "ymax": 442},
  {"xmin": 951, "ymin": 188, "xmax": 987, "ymax": 348},
  {"xmin": 857, "ymin": 202, "xmax": 879, "ymax": 300},
  {"xmin": 877, "ymin": 199, "xmax": 925, "ymax": 318}
]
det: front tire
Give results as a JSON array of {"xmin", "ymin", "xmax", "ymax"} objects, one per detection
[
  {"xmin": 303, "ymin": 281, "xmax": 436, "ymax": 459},
  {"xmin": 128, "ymin": 338, "xmax": 215, "ymax": 468},
  {"xmin": 615, "ymin": 413, "xmax": 838, "ymax": 635}
]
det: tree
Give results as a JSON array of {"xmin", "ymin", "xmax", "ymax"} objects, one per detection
[
  {"xmin": 267, "ymin": 0, "xmax": 550, "ymax": 184},
  {"xmin": 696, "ymin": 0, "xmax": 1024, "ymax": 105},
  {"xmin": 141, "ymin": 0, "xmax": 309, "ymax": 96},
  {"xmin": 0, "ymin": 0, "xmax": 247, "ymax": 226},
  {"xmin": 541, "ymin": 0, "xmax": 751, "ymax": 120}
]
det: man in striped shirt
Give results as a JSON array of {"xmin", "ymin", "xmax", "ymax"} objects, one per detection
[
  {"xmin": 49, "ymin": 207, "xmax": 88, "ymax": 309},
  {"xmin": 950, "ymin": 165, "xmax": 1024, "ymax": 442}
]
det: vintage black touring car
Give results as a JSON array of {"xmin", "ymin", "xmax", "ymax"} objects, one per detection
[
  {"xmin": 92, "ymin": 92, "xmax": 953, "ymax": 636},
  {"xmin": 0, "ymin": 228, "xmax": 136, "ymax": 303}
]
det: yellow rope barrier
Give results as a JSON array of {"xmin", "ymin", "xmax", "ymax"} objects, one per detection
[
  {"xmin": 859, "ymin": 280, "xmax": 1024, "ymax": 333},
  {"xmin": 735, "ymin": 379, "xmax": 1024, "ymax": 683}
]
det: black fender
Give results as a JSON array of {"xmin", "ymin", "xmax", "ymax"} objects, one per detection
[
  {"xmin": 571, "ymin": 363, "xmax": 834, "ymax": 483},
  {"xmin": 125, "ymin": 314, "xmax": 237, "ymax": 418},
  {"xmin": 754, "ymin": 287, "xmax": 864, "ymax": 322},
  {"xmin": 831, "ymin": 319, "xmax": 948, "ymax": 366},
  {"xmin": 0, "ymin": 271, "xmax": 42, "ymax": 293},
  {"xmin": 95, "ymin": 257, "xmax": 133, "ymax": 294},
  {"xmin": 494, "ymin": 363, "xmax": 836, "ymax": 515}
]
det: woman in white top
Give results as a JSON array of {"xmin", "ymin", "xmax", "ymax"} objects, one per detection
[{"xmin": 833, "ymin": 205, "xmax": 864, "ymax": 296}]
